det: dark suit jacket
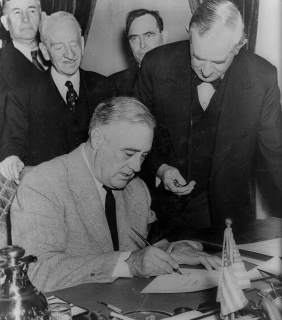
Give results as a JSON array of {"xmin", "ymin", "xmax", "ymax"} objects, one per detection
[
  {"xmin": 0, "ymin": 42, "xmax": 44, "ymax": 136},
  {"xmin": 108, "ymin": 64, "xmax": 139, "ymax": 96},
  {"xmin": 0, "ymin": 69, "xmax": 116, "ymax": 165},
  {"xmin": 136, "ymin": 41, "xmax": 282, "ymax": 228}
]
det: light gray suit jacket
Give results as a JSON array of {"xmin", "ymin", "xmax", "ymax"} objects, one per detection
[{"xmin": 11, "ymin": 144, "xmax": 155, "ymax": 292}]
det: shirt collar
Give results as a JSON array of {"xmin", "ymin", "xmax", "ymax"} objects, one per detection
[{"xmin": 13, "ymin": 40, "xmax": 37, "ymax": 63}]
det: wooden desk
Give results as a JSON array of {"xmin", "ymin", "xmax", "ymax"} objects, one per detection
[
  {"xmin": 47, "ymin": 270, "xmax": 273, "ymax": 317},
  {"xmin": 47, "ymin": 218, "xmax": 281, "ymax": 316},
  {"xmin": 48, "ymin": 276, "xmax": 217, "ymax": 316}
]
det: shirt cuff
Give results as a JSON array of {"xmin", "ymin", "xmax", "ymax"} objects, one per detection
[
  {"xmin": 166, "ymin": 240, "xmax": 203, "ymax": 253},
  {"xmin": 112, "ymin": 251, "xmax": 133, "ymax": 278},
  {"xmin": 153, "ymin": 238, "xmax": 170, "ymax": 248},
  {"xmin": 156, "ymin": 177, "xmax": 161, "ymax": 187}
]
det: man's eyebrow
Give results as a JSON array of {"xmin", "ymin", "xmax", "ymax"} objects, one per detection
[
  {"xmin": 128, "ymin": 34, "xmax": 137, "ymax": 40},
  {"xmin": 122, "ymin": 147, "xmax": 150, "ymax": 154},
  {"xmin": 122, "ymin": 147, "xmax": 140, "ymax": 152},
  {"xmin": 143, "ymin": 31, "xmax": 155, "ymax": 35},
  {"xmin": 193, "ymin": 53, "xmax": 226, "ymax": 64},
  {"xmin": 128, "ymin": 31, "xmax": 155, "ymax": 39},
  {"xmin": 50, "ymin": 42, "xmax": 63, "ymax": 47},
  {"xmin": 12, "ymin": 5, "xmax": 37, "ymax": 11}
]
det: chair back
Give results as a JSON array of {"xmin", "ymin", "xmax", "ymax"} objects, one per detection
[
  {"xmin": 0, "ymin": 174, "xmax": 18, "ymax": 248},
  {"xmin": 0, "ymin": 167, "xmax": 31, "ymax": 249}
]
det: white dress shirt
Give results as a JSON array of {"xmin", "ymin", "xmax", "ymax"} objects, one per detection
[
  {"xmin": 197, "ymin": 82, "xmax": 216, "ymax": 111},
  {"xmin": 51, "ymin": 67, "xmax": 80, "ymax": 103}
]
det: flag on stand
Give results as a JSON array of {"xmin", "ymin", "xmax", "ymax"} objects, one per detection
[{"xmin": 216, "ymin": 218, "xmax": 251, "ymax": 320}]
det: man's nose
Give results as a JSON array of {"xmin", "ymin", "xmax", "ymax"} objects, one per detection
[
  {"xmin": 21, "ymin": 12, "xmax": 30, "ymax": 23},
  {"xmin": 139, "ymin": 36, "xmax": 147, "ymax": 49},
  {"xmin": 64, "ymin": 46, "xmax": 75, "ymax": 59},
  {"xmin": 201, "ymin": 61, "xmax": 214, "ymax": 77},
  {"xmin": 129, "ymin": 155, "xmax": 142, "ymax": 173}
]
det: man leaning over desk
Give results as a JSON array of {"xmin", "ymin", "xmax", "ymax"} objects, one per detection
[
  {"xmin": 11, "ymin": 97, "xmax": 221, "ymax": 292},
  {"xmin": 136, "ymin": 0, "xmax": 282, "ymax": 239}
]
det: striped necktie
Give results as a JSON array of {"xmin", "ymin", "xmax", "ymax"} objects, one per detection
[{"xmin": 31, "ymin": 50, "xmax": 44, "ymax": 71}]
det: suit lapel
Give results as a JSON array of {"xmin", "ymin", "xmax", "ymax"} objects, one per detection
[
  {"xmin": 34, "ymin": 71, "xmax": 69, "ymax": 152},
  {"xmin": 68, "ymin": 145, "xmax": 114, "ymax": 252},
  {"xmin": 115, "ymin": 181, "xmax": 148, "ymax": 250},
  {"xmin": 211, "ymin": 51, "xmax": 253, "ymax": 176},
  {"xmin": 79, "ymin": 69, "xmax": 91, "ymax": 113},
  {"xmin": 159, "ymin": 43, "xmax": 192, "ymax": 173},
  {"xmin": 0, "ymin": 42, "xmax": 36, "ymax": 87}
]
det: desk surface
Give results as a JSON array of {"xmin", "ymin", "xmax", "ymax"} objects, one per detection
[
  {"xmin": 47, "ymin": 270, "xmax": 273, "ymax": 317},
  {"xmin": 47, "ymin": 218, "xmax": 281, "ymax": 316},
  {"xmin": 48, "ymin": 276, "xmax": 216, "ymax": 316}
]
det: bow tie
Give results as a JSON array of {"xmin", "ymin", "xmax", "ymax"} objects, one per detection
[{"xmin": 194, "ymin": 76, "xmax": 223, "ymax": 90}]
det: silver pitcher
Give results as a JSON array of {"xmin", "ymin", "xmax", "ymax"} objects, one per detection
[{"xmin": 0, "ymin": 245, "xmax": 51, "ymax": 320}]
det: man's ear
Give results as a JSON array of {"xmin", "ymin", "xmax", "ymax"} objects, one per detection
[
  {"xmin": 39, "ymin": 43, "xmax": 50, "ymax": 61},
  {"xmin": 1, "ymin": 15, "xmax": 9, "ymax": 31},
  {"xmin": 161, "ymin": 30, "xmax": 168, "ymax": 45},
  {"xmin": 234, "ymin": 39, "xmax": 248, "ymax": 56},
  {"xmin": 81, "ymin": 36, "xmax": 85, "ymax": 55},
  {"xmin": 239, "ymin": 39, "xmax": 248, "ymax": 51},
  {"xmin": 90, "ymin": 128, "xmax": 104, "ymax": 150},
  {"xmin": 41, "ymin": 11, "xmax": 47, "ymax": 20},
  {"xmin": 185, "ymin": 26, "xmax": 192, "ymax": 42}
]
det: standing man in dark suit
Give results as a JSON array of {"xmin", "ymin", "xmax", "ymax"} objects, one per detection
[
  {"xmin": 108, "ymin": 9, "xmax": 168, "ymax": 96},
  {"xmin": 0, "ymin": 0, "xmax": 48, "ymax": 135},
  {"xmin": 0, "ymin": 11, "xmax": 115, "ymax": 183},
  {"xmin": 136, "ymin": 0, "xmax": 282, "ymax": 239}
]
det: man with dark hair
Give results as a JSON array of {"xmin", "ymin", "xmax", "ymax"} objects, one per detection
[
  {"xmin": 0, "ymin": 12, "xmax": 115, "ymax": 183},
  {"xmin": 136, "ymin": 0, "xmax": 282, "ymax": 239},
  {"xmin": 11, "ymin": 96, "xmax": 220, "ymax": 292},
  {"xmin": 108, "ymin": 9, "xmax": 168, "ymax": 96},
  {"xmin": 0, "ymin": 0, "xmax": 48, "ymax": 135}
]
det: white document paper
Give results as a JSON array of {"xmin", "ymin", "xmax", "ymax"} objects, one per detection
[
  {"xmin": 237, "ymin": 238, "xmax": 282, "ymax": 257},
  {"xmin": 247, "ymin": 256, "xmax": 282, "ymax": 281},
  {"xmin": 141, "ymin": 268, "xmax": 220, "ymax": 293}
]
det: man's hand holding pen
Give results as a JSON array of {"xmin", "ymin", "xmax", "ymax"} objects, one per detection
[
  {"xmin": 126, "ymin": 231, "xmax": 221, "ymax": 278},
  {"xmin": 157, "ymin": 164, "xmax": 196, "ymax": 196},
  {"xmin": 126, "ymin": 246, "xmax": 181, "ymax": 278}
]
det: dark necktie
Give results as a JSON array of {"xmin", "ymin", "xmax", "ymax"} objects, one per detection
[
  {"xmin": 103, "ymin": 185, "xmax": 119, "ymax": 251},
  {"xmin": 65, "ymin": 81, "xmax": 78, "ymax": 113},
  {"xmin": 194, "ymin": 76, "xmax": 222, "ymax": 90},
  {"xmin": 31, "ymin": 50, "xmax": 44, "ymax": 72}
]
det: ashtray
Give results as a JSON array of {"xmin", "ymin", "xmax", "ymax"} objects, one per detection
[{"xmin": 122, "ymin": 310, "xmax": 172, "ymax": 320}]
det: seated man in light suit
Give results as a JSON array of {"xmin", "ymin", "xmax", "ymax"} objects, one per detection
[
  {"xmin": 108, "ymin": 9, "xmax": 168, "ymax": 96},
  {"xmin": 0, "ymin": 11, "xmax": 115, "ymax": 184},
  {"xmin": 11, "ymin": 97, "xmax": 221, "ymax": 292}
]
